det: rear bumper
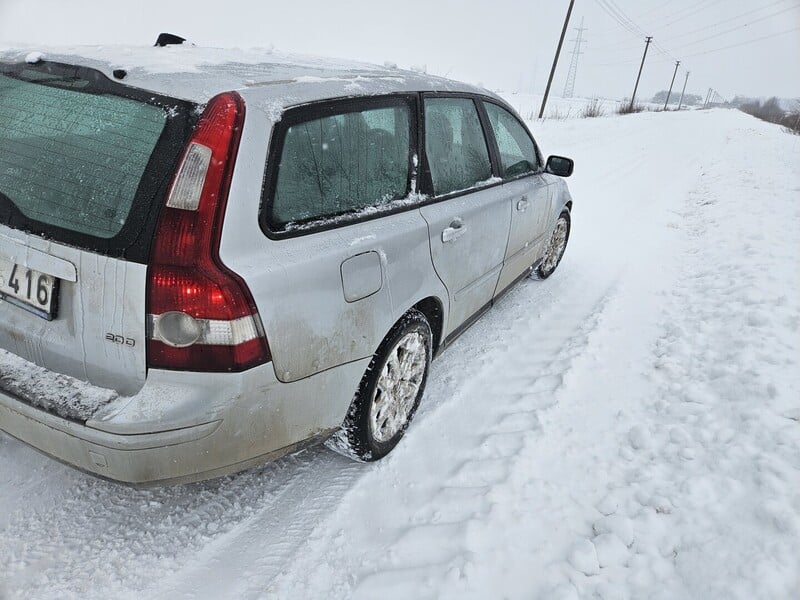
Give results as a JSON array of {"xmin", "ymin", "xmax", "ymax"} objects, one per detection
[{"xmin": 0, "ymin": 358, "xmax": 370, "ymax": 486}]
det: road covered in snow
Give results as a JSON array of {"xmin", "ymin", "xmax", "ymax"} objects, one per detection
[{"xmin": 1, "ymin": 107, "xmax": 799, "ymax": 600}]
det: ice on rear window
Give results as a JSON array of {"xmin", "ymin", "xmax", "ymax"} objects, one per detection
[{"xmin": 0, "ymin": 73, "xmax": 167, "ymax": 239}]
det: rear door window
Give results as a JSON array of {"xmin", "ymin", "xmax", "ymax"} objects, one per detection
[
  {"xmin": 266, "ymin": 98, "xmax": 413, "ymax": 231},
  {"xmin": 423, "ymin": 97, "xmax": 492, "ymax": 196},
  {"xmin": 484, "ymin": 102, "xmax": 539, "ymax": 178}
]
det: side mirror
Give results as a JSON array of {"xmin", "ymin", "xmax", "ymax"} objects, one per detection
[{"xmin": 545, "ymin": 155, "xmax": 574, "ymax": 177}]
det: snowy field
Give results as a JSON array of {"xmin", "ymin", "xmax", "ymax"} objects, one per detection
[
  {"xmin": 1, "ymin": 107, "xmax": 799, "ymax": 599},
  {"xmin": 501, "ymin": 92, "xmax": 669, "ymax": 121}
]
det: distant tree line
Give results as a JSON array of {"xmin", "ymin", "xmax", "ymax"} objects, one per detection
[
  {"xmin": 651, "ymin": 90, "xmax": 703, "ymax": 106},
  {"xmin": 737, "ymin": 97, "xmax": 800, "ymax": 135}
]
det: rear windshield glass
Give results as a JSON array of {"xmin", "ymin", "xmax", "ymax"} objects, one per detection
[{"xmin": 0, "ymin": 73, "xmax": 167, "ymax": 239}]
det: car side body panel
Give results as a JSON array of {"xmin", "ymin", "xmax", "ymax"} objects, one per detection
[
  {"xmin": 218, "ymin": 97, "xmax": 450, "ymax": 383},
  {"xmin": 419, "ymin": 185, "xmax": 511, "ymax": 338},
  {"xmin": 494, "ymin": 176, "xmax": 554, "ymax": 294}
]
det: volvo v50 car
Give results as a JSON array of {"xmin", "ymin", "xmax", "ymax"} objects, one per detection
[{"xmin": 0, "ymin": 44, "xmax": 574, "ymax": 485}]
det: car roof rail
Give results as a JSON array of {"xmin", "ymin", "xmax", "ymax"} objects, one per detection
[{"xmin": 154, "ymin": 33, "xmax": 186, "ymax": 47}]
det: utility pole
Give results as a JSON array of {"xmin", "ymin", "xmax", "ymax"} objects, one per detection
[
  {"xmin": 630, "ymin": 36, "xmax": 653, "ymax": 111},
  {"xmin": 664, "ymin": 60, "xmax": 681, "ymax": 110},
  {"xmin": 563, "ymin": 17, "xmax": 588, "ymax": 99},
  {"xmin": 539, "ymin": 0, "xmax": 575, "ymax": 118},
  {"xmin": 703, "ymin": 88, "xmax": 712, "ymax": 108},
  {"xmin": 677, "ymin": 70, "xmax": 690, "ymax": 110}
]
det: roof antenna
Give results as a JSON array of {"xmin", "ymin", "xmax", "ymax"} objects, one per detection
[{"xmin": 154, "ymin": 33, "xmax": 186, "ymax": 47}]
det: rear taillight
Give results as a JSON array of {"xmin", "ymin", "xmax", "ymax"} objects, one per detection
[{"xmin": 146, "ymin": 92, "xmax": 271, "ymax": 372}]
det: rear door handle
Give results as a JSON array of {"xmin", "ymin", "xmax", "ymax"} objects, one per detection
[
  {"xmin": 516, "ymin": 196, "xmax": 529, "ymax": 212},
  {"xmin": 442, "ymin": 218, "xmax": 466, "ymax": 243}
]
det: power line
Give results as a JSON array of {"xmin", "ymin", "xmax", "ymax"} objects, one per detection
[
  {"xmin": 594, "ymin": 0, "xmax": 646, "ymax": 39},
  {"xmin": 637, "ymin": 24, "xmax": 800, "ymax": 66},
  {"xmin": 636, "ymin": 0, "xmax": 720, "ymax": 28},
  {"xmin": 658, "ymin": 0, "xmax": 794, "ymax": 43},
  {"xmin": 666, "ymin": 25, "xmax": 800, "ymax": 60},
  {"xmin": 592, "ymin": 0, "xmax": 666, "ymax": 36},
  {"xmin": 592, "ymin": 0, "xmax": 677, "ymax": 61},
  {"xmin": 589, "ymin": 22, "xmax": 800, "ymax": 69},
  {"xmin": 656, "ymin": 0, "xmax": 729, "ymax": 31},
  {"xmin": 593, "ymin": 0, "xmax": 701, "ymax": 37},
  {"xmin": 664, "ymin": 4, "xmax": 800, "ymax": 51}
]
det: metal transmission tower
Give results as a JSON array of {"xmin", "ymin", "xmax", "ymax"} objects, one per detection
[{"xmin": 562, "ymin": 17, "xmax": 587, "ymax": 98}]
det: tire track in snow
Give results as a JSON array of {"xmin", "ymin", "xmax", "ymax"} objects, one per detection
[
  {"xmin": 260, "ymin": 273, "xmax": 619, "ymax": 599},
  {"xmin": 145, "ymin": 451, "xmax": 365, "ymax": 600},
  {"xmin": 0, "ymin": 445, "xmax": 360, "ymax": 600}
]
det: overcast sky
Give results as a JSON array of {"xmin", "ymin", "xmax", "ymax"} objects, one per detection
[{"xmin": 1, "ymin": 0, "xmax": 798, "ymax": 101}]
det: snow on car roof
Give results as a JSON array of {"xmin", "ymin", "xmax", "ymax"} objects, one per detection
[{"xmin": 0, "ymin": 43, "xmax": 494, "ymax": 106}]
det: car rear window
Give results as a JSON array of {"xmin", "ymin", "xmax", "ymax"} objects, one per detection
[
  {"xmin": 0, "ymin": 73, "xmax": 166, "ymax": 239},
  {"xmin": 0, "ymin": 63, "xmax": 192, "ymax": 262}
]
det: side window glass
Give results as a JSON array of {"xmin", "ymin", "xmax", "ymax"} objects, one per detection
[
  {"xmin": 270, "ymin": 103, "xmax": 410, "ymax": 229},
  {"xmin": 485, "ymin": 102, "xmax": 538, "ymax": 178},
  {"xmin": 424, "ymin": 97, "xmax": 492, "ymax": 196}
]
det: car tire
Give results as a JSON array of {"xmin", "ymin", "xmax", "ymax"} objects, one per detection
[
  {"xmin": 325, "ymin": 309, "xmax": 432, "ymax": 462},
  {"xmin": 535, "ymin": 210, "xmax": 571, "ymax": 280}
]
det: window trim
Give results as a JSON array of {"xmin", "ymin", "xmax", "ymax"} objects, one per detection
[
  {"xmin": 479, "ymin": 98, "xmax": 545, "ymax": 183},
  {"xmin": 259, "ymin": 93, "xmax": 420, "ymax": 239},
  {"xmin": 0, "ymin": 61, "xmax": 196, "ymax": 263}
]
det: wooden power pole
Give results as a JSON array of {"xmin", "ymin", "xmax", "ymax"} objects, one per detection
[
  {"xmin": 538, "ymin": 0, "xmax": 576, "ymax": 119},
  {"xmin": 677, "ymin": 71, "xmax": 690, "ymax": 110},
  {"xmin": 664, "ymin": 61, "xmax": 681, "ymax": 110},
  {"xmin": 630, "ymin": 36, "xmax": 653, "ymax": 111}
]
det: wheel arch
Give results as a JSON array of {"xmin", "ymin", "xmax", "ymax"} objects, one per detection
[{"xmin": 410, "ymin": 296, "xmax": 445, "ymax": 356}]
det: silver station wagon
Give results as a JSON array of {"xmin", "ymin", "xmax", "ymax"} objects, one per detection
[{"xmin": 0, "ymin": 40, "xmax": 574, "ymax": 485}]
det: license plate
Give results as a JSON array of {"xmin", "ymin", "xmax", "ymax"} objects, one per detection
[{"xmin": 0, "ymin": 258, "xmax": 59, "ymax": 320}]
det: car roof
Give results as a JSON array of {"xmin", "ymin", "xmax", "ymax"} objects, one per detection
[{"xmin": 0, "ymin": 44, "xmax": 501, "ymax": 110}]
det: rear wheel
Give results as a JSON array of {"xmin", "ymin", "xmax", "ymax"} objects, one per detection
[
  {"xmin": 326, "ymin": 309, "xmax": 432, "ymax": 461},
  {"xmin": 536, "ymin": 210, "xmax": 571, "ymax": 279}
]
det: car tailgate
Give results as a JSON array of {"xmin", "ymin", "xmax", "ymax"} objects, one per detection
[{"xmin": 0, "ymin": 60, "xmax": 192, "ymax": 408}]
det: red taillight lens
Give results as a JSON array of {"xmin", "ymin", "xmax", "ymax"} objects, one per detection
[{"xmin": 147, "ymin": 92, "xmax": 271, "ymax": 372}]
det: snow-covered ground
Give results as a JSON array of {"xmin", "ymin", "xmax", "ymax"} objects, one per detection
[
  {"xmin": 2, "ymin": 108, "xmax": 799, "ymax": 599},
  {"xmin": 501, "ymin": 92, "xmax": 671, "ymax": 121}
]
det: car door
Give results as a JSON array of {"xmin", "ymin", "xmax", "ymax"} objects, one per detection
[
  {"xmin": 418, "ymin": 95, "xmax": 511, "ymax": 337},
  {"xmin": 226, "ymin": 93, "xmax": 436, "ymax": 383},
  {"xmin": 481, "ymin": 100, "xmax": 554, "ymax": 295}
]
